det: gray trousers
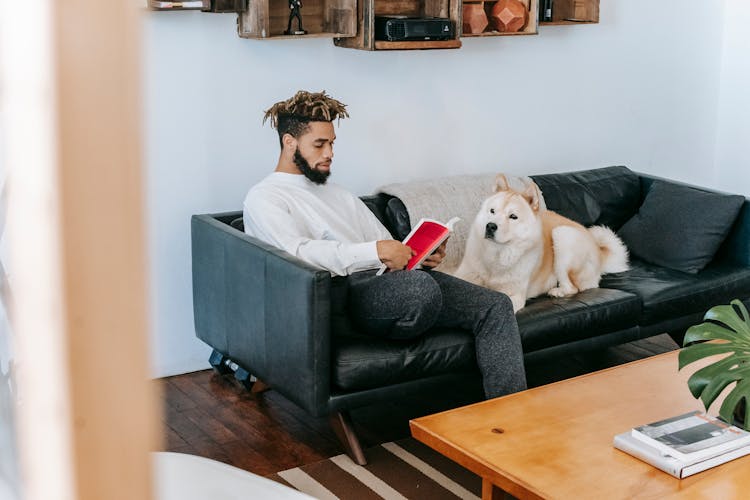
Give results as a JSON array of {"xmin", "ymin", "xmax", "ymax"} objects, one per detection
[{"xmin": 347, "ymin": 269, "xmax": 527, "ymax": 399}]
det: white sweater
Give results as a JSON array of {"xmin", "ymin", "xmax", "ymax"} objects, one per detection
[{"xmin": 243, "ymin": 172, "xmax": 393, "ymax": 276}]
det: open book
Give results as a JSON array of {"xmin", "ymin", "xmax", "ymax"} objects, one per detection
[{"xmin": 376, "ymin": 217, "xmax": 460, "ymax": 275}]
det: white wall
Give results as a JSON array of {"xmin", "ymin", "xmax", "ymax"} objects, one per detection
[
  {"xmin": 716, "ymin": 0, "xmax": 750, "ymax": 194},
  {"xmin": 143, "ymin": 1, "xmax": 731, "ymax": 377}
]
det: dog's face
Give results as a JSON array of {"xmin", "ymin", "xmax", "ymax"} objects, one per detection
[{"xmin": 476, "ymin": 175, "xmax": 542, "ymax": 245}]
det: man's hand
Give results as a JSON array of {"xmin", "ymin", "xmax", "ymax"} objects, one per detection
[
  {"xmin": 377, "ymin": 240, "xmax": 415, "ymax": 271},
  {"xmin": 421, "ymin": 241, "xmax": 447, "ymax": 269}
]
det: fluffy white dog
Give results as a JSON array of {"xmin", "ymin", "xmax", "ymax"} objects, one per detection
[{"xmin": 453, "ymin": 175, "xmax": 629, "ymax": 312}]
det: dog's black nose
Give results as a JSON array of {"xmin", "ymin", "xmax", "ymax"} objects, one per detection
[{"xmin": 485, "ymin": 222, "xmax": 497, "ymax": 238}]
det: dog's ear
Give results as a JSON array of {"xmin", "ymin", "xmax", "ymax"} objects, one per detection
[
  {"xmin": 522, "ymin": 182, "xmax": 541, "ymax": 212},
  {"xmin": 495, "ymin": 174, "xmax": 510, "ymax": 192}
]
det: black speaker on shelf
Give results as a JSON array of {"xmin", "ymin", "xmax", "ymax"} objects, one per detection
[{"xmin": 374, "ymin": 16, "xmax": 454, "ymax": 41}]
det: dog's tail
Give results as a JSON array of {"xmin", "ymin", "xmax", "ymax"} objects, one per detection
[{"xmin": 588, "ymin": 225, "xmax": 629, "ymax": 274}]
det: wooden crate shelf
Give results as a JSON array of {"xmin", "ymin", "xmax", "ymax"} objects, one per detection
[
  {"xmin": 374, "ymin": 39, "xmax": 461, "ymax": 50},
  {"xmin": 238, "ymin": 0, "xmax": 356, "ymax": 39},
  {"xmin": 334, "ymin": 0, "xmax": 461, "ymax": 50},
  {"xmin": 148, "ymin": 0, "xmax": 209, "ymax": 10},
  {"xmin": 538, "ymin": 0, "xmax": 598, "ymax": 25},
  {"xmin": 461, "ymin": 0, "xmax": 538, "ymax": 37}
]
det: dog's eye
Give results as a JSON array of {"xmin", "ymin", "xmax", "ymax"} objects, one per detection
[
  {"xmin": 489, "ymin": 208, "xmax": 495, "ymax": 214},
  {"xmin": 509, "ymin": 214, "xmax": 518, "ymax": 220}
]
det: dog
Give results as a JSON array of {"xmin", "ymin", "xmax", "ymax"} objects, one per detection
[{"xmin": 453, "ymin": 174, "xmax": 629, "ymax": 312}]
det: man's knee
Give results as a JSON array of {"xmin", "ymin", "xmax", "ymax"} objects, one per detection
[
  {"xmin": 398, "ymin": 270, "xmax": 441, "ymax": 298},
  {"xmin": 493, "ymin": 292, "xmax": 514, "ymax": 314},
  {"xmin": 389, "ymin": 271, "xmax": 443, "ymax": 339},
  {"xmin": 472, "ymin": 285, "xmax": 514, "ymax": 313}
]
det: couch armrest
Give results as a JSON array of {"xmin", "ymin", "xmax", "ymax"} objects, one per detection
[{"xmin": 191, "ymin": 213, "xmax": 332, "ymax": 416}]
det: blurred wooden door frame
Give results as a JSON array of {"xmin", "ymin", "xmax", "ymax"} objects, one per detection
[{"xmin": 0, "ymin": 2, "xmax": 159, "ymax": 500}]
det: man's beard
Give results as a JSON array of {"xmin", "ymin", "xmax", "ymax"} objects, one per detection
[{"xmin": 294, "ymin": 148, "xmax": 330, "ymax": 185}]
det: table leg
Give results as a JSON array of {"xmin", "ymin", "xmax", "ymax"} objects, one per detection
[{"xmin": 482, "ymin": 478, "xmax": 511, "ymax": 500}]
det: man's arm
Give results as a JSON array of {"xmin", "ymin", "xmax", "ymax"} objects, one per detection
[
  {"xmin": 377, "ymin": 240, "xmax": 414, "ymax": 271},
  {"xmin": 244, "ymin": 195, "xmax": 412, "ymax": 276}
]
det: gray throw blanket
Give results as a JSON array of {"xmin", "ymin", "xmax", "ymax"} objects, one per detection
[{"xmin": 377, "ymin": 173, "xmax": 544, "ymax": 273}]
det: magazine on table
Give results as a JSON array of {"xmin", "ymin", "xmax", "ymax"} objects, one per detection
[
  {"xmin": 630, "ymin": 411, "xmax": 750, "ymax": 462},
  {"xmin": 614, "ymin": 431, "xmax": 750, "ymax": 479},
  {"xmin": 613, "ymin": 410, "xmax": 750, "ymax": 478},
  {"xmin": 376, "ymin": 217, "xmax": 460, "ymax": 275}
]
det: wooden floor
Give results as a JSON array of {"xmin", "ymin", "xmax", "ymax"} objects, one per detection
[{"xmin": 160, "ymin": 334, "xmax": 679, "ymax": 477}]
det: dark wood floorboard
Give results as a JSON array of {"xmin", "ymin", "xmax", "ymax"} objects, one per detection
[{"xmin": 160, "ymin": 334, "xmax": 679, "ymax": 476}]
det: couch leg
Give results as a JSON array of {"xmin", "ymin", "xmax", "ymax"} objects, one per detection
[
  {"xmin": 232, "ymin": 366, "xmax": 256, "ymax": 392},
  {"xmin": 208, "ymin": 352, "xmax": 271, "ymax": 394},
  {"xmin": 329, "ymin": 411, "xmax": 367, "ymax": 465},
  {"xmin": 208, "ymin": 349, "xmax": 233, "ymax": 375}
]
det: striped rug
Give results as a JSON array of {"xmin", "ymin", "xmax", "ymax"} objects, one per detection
[{"xmin": 268, "ymin": 438, "xmax": 482, "ymax": 499}]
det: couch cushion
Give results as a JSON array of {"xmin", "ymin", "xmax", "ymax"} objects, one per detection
[
  {"xmin": 360, "ymin": 194, "xmax": 392, "ymax": 231},
  {"xmin": 332, "ymin": 328, "xmax": 476, "ymax": 391},
  {"xmin": 617, "ymin": 181, "xmax": 745, "ymax": 274},
  {"xmin": 600, "ymin": 259, "xmax": 750, "ymax": 325},
  {"xmin": 516, "ymin": 288, "xmax": 641, "ymax": 352},
  {"xmin": 333, "ymin": 287, "xmax": 642, "ymax": 391},
  {"xmin": 530, "ymin": 165, "xmax": 641, "ymax": 230}
]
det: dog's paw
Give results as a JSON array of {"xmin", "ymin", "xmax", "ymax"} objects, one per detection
[{"xmin": 547, "ymin": 286, "xmax": 576, "ymax": 298}]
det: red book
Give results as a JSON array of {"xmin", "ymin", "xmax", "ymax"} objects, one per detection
[{"xmin": 377, "ymin": 217, "xmax": 460, "ymax": 274}]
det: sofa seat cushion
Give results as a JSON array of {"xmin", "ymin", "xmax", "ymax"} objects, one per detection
[
  {"xmin": 600, "ymin": 260, "xmax": 750, "ymax": 325},
  {"xmin": 516, "ymin": 288, "xmax": 641, "ymax": 352},
  {"xmin": 332, "ymin": 329, "xmax": 476, "ymax": 391}
]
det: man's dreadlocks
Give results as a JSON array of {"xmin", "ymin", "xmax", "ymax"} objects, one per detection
[{"xmin": 263, "ymin": 90, "xmax": 349, "ymax": 147}]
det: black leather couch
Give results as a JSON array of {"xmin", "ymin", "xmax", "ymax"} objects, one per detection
[{"xmin": 191, "ymin": 166, "xmax": 750, "ymax": 464}]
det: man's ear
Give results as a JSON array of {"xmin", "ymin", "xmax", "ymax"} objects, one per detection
[
  {"xmin": 522, "ymin": 182, "xmax": 541, "ymax": 212},
  {"xmin": 282, "ymin": 133, "xmax": 297, "ymax": 152},
  {"xmin": 495, "ymin": 174, "xmax": 510, "ymax": 193}
]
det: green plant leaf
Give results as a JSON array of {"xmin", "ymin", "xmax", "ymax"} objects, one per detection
[
  {"xmin": 694, "ymin": 360, "xmax": 750, "ymax": 408},
  {"xmin": 718, "ymin": 378, "xmax": 750, "ymax": 427},
  {"xmin": 684, "ymin": 323, "xmax": 739, "ymax": 344},
  {"xmin": 703, "ymin": 301, "xmax": 750, "ymax": 334},
  {"xmin": 678, "ymin": 343, "xmax": 735, "ymax": 369},
  {"xmin": 679, "ymin": 300, "xmax": 750, "ymax": 430},
  {"xmin": 685, "ymin": 355, "xmax": 738, "ymax": 401},
  {"xmin": 683, "ymin": 301, "xmax": 750, "ymax": 346}
]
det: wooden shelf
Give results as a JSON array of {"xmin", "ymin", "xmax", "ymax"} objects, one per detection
[
  {"xmin": 539, "ymin": 20, "xmax": 596, "ymax": 25},
  {"xmin": 148, "ymin": 0, "xmax": 244, "ymax": 13},
  {"xmin": 334, "ymin": 0, "xmax": 461, "ymax": 50},
  {"xmin": 461, "ymin": 0, "xmax": 538, "ymax": 37},
  {"xmin": 148, "ymin": 0, "xmax": 208, "ymax": 10},
  {"xmin": 373, "ymin": 39, "xmax": 461, "ymax": 50},
  {"xmin": 238, "ymin": 0, "xmax": 356, "ymax": 39},
  {"xmin": 538, "ymin": 0, "xmax": 598, "ymax": 25}
]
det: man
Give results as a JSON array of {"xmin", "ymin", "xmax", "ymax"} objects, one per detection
[{"xmin": 243, "ymin": 90, "xmax": 526, "ymax": 398}]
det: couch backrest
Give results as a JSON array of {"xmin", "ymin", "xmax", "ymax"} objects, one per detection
[
  {"xmin": 365, "ymin": 166, "xmax": 642, "ymax": 271},
  {"xmin": 530, "ymin": 165, "xmax": 641, "ymax": 230},
  {"xmin": 637, "ymin": 173, "xmax": 750, "ymax": 268}
]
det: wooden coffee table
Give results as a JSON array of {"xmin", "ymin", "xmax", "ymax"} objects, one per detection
[{"xmin": 410, "ymin": 351, "xmax": 750, "ymax": 499}]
